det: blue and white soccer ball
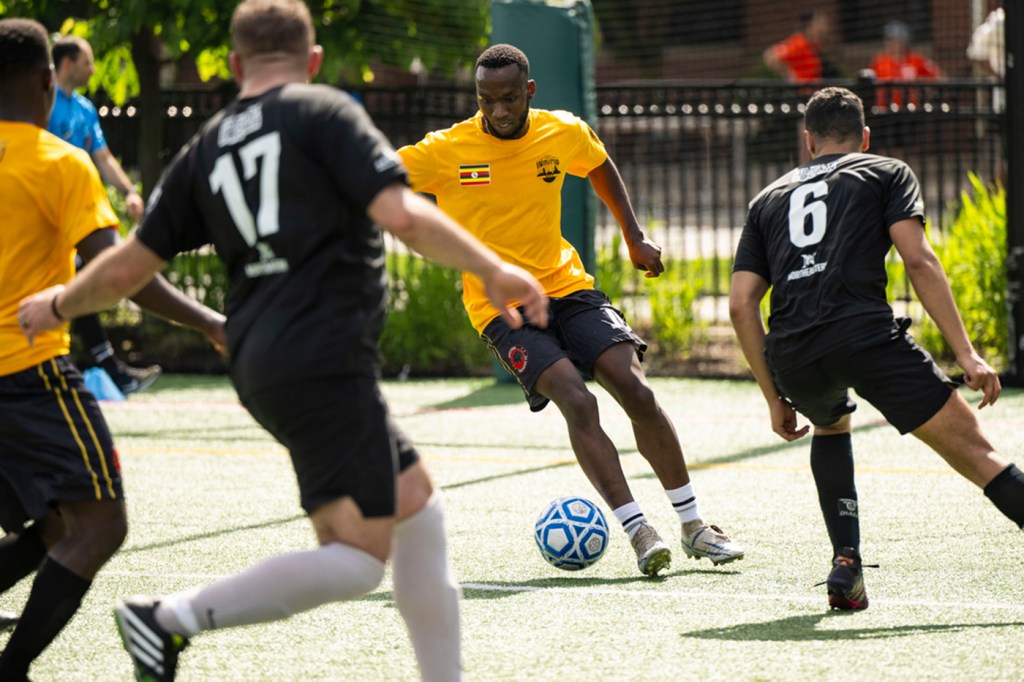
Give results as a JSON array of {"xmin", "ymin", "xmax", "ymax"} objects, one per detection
[{"xmin": 534, "ymin": 496, "xmax": 609, "ymax": 571}]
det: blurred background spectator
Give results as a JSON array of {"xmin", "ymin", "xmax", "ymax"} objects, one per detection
[
  {"xmin": 763, "ymin": 9, "xmax": 840, "ymax": 83},
  {"xmin": 868, "ymin": 20, "xmax": 942, "ymax": 108}
]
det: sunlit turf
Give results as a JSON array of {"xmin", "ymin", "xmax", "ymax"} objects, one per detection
[{"xmin": 6, "ymin": 375, "xmax": 1023, "ymax": 681}]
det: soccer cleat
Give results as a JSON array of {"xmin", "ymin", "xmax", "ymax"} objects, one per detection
[
  {"xmin": 0, "ymin": 610, "xmax": 18, "ymax": 632},
  {"xmin": 681, "ymin": 523, "xmax": 745, "ymax": 565},
  {"xmin": 114, "ymin": 597, "xmax": 188, "ymax": 682},
  {"xmin": 822, "ymin": 547, "xmax": 873, "ymax": 611},
  {"xmin": 113, "ymin": 364, "xmax": 162, "ymax": 395},
  {"xmin": 629, "ymin": 523, "xmax": 672, "ymax": 576}
]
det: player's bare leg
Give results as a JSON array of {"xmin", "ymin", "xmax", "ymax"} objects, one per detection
[
  {"xmin": 912, "ymin": 390, "xmax": 1009, "ymax": 487},
  {"xmin": 536, "ymin": 358, "xmax": 671, "ymax": 574},
  {"xmin": 593, "ymin": 343, "xmax": 743, "ymax": 565}
]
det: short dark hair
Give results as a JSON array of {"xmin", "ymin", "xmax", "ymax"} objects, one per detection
[
  {"xmin": 476, "ymin": 44, "xmax": 529, "ymax": 77},
  {"xmin": 51, "ymin": 35, "xmax": 88, "ymax": 70},
  {"xmin": 231, "ymin": 0, "xmax": 315, "ymax": 58},
  {"xmin": 0, "ymin": 18, "xmax": 50, "ymax": 83},
  {"xmin": 804, "ymin": 87, "xmax": 865, "ymax": 143}
]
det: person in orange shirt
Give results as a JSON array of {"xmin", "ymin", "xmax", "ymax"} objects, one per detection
[
  {"xmin": 763, "ymin": 9, "xmax": 833, "ymax": 83},
  {"xmin": 869, "ymin": 21, "xmax": 942, "ymax": 109}
]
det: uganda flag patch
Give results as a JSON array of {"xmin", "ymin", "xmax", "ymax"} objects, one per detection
[{"xmin": 459, "ymin": 164, "xmax": 491, "ymax": 186}]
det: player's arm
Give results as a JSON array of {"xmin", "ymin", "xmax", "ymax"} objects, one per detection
[
  {"xmin": 19, "ymin": 232, "xmax": 226, "ymax": 352},
  {"xmin": 588, "ymin": 157, "xmax": 664, "ymax": 277},
  {"xmin": 368, "ymin": 182, "xmax": 548, "ymax": 330},
  {"xmin": 890, "ymin": 218, "xmax": 1000, "ymax": 407},
  {"xmin": 91, "ymin": 147, "xmax": 144, "ymax": 221},
  {"xmin": 729, "ymin": 270, "xmax": 809, "ymax": 441}
]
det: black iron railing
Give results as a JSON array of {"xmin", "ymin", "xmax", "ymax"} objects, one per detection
[{"xmin": 97, "ymin": 79, "xmax": 1005, "ymax": 323}]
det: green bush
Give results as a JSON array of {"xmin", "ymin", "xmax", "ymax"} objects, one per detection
[
  {"xmin": 378, "ymin": 252, "xmax": 490, "ymax": 376},
  {"xmin": 640, "ymin": 256, "xmax": 707, "ymax": 357}
]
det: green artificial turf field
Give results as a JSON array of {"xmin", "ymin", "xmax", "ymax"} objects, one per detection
[{"xmin": 6, "ymin": 375, "xmax": 1023, "ymax": 680}]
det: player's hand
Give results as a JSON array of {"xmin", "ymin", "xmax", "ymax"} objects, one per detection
[
  {"xmin": 628, "ymin": 237, "xmax": 664, "ymax": 278},
  {"xmin": 957, "ymin": 351, "xmax": 1001, "ymax": 408},
  {"xmin": 770, "ymin": 395, "xmax": 809, "ymax": 441},
  {"xmin": 124, "ymin": 191, "xmax": 145, "ymax": 222},
  {"xmin": 202, "ymin": 312, "xmax": 229, "ymax": 357},
  {"xmin": 17, "ymin": 285, "xmax": 67, "ymax": 347},
  {"xmin": 484, "ymin": 263, "xmax": 549, "ymax": 330}
]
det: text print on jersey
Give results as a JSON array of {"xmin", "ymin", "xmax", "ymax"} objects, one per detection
[
  {"xmin": 208, "ymin": 106, "xmax": 290, "ymax": 279},
  {"xmin": 787, "ymin": 180, "xmax": 829, "ymax": 281}
]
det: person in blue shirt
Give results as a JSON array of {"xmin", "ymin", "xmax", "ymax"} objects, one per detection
[{"xmin": 48, "ymin": 35, "xmax": 161, "ymax": 394}]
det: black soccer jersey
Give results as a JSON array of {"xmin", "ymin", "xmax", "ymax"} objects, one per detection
[
  {"xmin": 733, "ymin": 152, "xmax": 925, "ymax": 371},
  {"xmin": 137, "ymin": 84, "xmax": 407, "ymax": 395}
]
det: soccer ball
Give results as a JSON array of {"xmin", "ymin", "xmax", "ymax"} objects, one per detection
[{"xmin": 534, "ymin": 496, "xmax": 609, "ymax": 570}]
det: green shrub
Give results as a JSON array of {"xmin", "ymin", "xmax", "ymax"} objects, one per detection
[
  {"xmin": 642, "ymin": 257, "xmax": 707, "ymax": 357},
  {"xmin": 378, "ymin": 252, "xmax": 490, "ymax": 376}
]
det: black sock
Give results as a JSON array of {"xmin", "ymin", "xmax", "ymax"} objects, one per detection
[
  {"xmin": 0, "ymin": 558, "xmax": 91, "ymax": 679},
  {"xmin": 0, "ymin": 526, "xmax": 46, "ymax": 593},
  {"xmin": 810, "ymin": 433, "xmax": 860, "ymax": 557},
  {"xmin": 72, "ymin": 314, "xmax": 120, "ymax": 375},
  {"xmin": 984, "ymin": 463, "xmax": 1024, "ymax": 528}
]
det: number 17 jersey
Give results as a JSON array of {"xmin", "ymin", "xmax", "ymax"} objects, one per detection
[
  {"xmin": 136, "ymin": 84, "xmax": 407, "ymax": 396},
  {"xmin": 733, "ymin": 152, "xmax": 925, "ymax": 372}
]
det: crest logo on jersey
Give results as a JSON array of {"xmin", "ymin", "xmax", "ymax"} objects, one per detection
[
  {"xmin": 801, "ymin": 253, "xmax": 816, "ymax": 268},
  {"xmin": 536, "ymin": 155, "xmax": 561, "ymax": 183},
  {"xmin": 459, "ymin": 164, "xmax": 491, "ymax": 186},
  {"xmin": 508, "ymin": 346, "xmax": 528, "ymax": 373}
]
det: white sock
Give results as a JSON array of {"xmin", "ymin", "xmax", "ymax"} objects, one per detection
[
  {"xmin": 666, "ymin": 483, "xmax": 701, "ymax": 524},
  {"xmin": 155, "ymin": 543, "xmax": 384, "ymax": 635},
  {"xmin": 612, "ymin": 501, "xmax": 648, "ymax": 539},
  {"xmin": 392, "ymin": 493, "xmax": 461, "ymax": 682}
]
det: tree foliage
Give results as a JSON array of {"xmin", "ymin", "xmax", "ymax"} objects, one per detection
[{"xmin": 1, "ymin": 0, "xmax": 488, "ymax": 99}]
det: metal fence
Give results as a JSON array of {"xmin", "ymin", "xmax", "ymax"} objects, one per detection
[{"xmin": 99, "ymin": 79, "xmax": 1005, "ymax": 324}]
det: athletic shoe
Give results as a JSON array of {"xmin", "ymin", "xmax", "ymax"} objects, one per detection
[
  {"xmin": 114, "ymin": 597, "xmax": 188, "ymax": 681},
  {"xmin": 681, "ymin": 523, "xmax": 745, "ymax": 565},
  {"xmin": 113, "ymin": 364, "xmax": 162, "ymax": 395},
  {"xmin": 630, "ymin": 523, "xmax": 672, "ymax": 576},
  {"xmin": 823, "ymin": 547, "xmax": 871, "ymax": 611},
  {"xmin": 0, "ymin": 610, "xmax": 18, "ymax": 632}
]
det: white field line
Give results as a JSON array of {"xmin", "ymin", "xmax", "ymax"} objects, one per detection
[{"xmin": 96, "ymin": 570, "xmax": 1024, "ymax": 614}]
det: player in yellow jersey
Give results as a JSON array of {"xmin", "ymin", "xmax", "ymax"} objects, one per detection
[
  {"xmin": 399, "ymin": 44, "xmax": 744, "ymax": 576},
  {"xmin": 0, "ymin": 19, "xmax": 224, "ymax": 678}
]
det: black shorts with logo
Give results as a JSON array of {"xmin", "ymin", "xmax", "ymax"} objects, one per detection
[
  {"xmin": 771, "ymin": 318, "xmax": 955, "ymax": 434},
  {"xmin": 481, "ymin": 289, "xmax": 646, "ymax": 412},
  {"xmin": 0, "ymin": 355, "xmax": 123, "ymax": 533},
  {"xmin": 240, "ymin": 373, "xmax": 419, "ymax": 518}
]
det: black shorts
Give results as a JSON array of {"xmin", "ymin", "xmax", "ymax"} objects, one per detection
[
  {"xmin": 0, "ymin": 356, "xmax": 123, "ymax": 533},
  {"xmin": 772, "ymin": 319, "xmax": 955, "ymax": 434},
  {"xmin": 240, "ymin": 374, "xmax": 419, "ymax": 518},
  {"xmin": 481, "ymin": 289, "xmax": 646, "ymax": 412}
]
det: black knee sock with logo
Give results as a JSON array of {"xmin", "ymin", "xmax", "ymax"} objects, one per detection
[
  {"xmin": 984, "ymin": 463, "xmax": 1024, "ymax": 528},
  {"xmin": 0, "ymin": 558, "xmax": 91, "ymax": 679},
  {"xmin": 0, "ymin": 525, "xmax": 46, "ymax": 594},
  {"xmin": 810, "ymin": 433, "xmax": 860, "ymax": 557}
]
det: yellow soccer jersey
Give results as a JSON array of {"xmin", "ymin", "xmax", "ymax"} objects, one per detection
[
  {"xmin": 0, "ymin": 122, "xmax": 118, "ymax": 376},
  {"xmin": 398, "ymin": 108, "xmax": 608, "ymax": 331}
]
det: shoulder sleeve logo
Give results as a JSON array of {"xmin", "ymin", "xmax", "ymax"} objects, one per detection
[{"xmin": 459, "ymin": 163, "xmax": 491, "ymax": 186}]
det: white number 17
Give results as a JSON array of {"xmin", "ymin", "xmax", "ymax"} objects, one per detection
[{"xmin": 208, "ymin": 132, "xmax": 281, "ymax": 246}]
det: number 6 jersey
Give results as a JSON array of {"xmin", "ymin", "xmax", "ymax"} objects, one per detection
[
  {"xmin": 733, "ymin": 152, "xmax": 925, "ymax": 372},
  {"xmin": 136, "ymin": 84, "xmax": 407, "ymax": 396}
]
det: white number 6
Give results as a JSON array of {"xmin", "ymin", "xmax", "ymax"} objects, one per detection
[{"xmin": 788, "ymin": 181, "xmax": 828, "ymax": 248}]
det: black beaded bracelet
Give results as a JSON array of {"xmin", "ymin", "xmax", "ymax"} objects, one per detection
[{"xmin": 50, "ymin": 295, "xmax": 64, "ymax": 321}]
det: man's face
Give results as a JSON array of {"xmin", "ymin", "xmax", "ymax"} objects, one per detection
[
  {"xmin": 475, "ymin": 64, "xmax": 534, "ymax": 140},
  {"xmin": 68, "ymin": 43, "xmax": 95, "ymax": 89}
]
